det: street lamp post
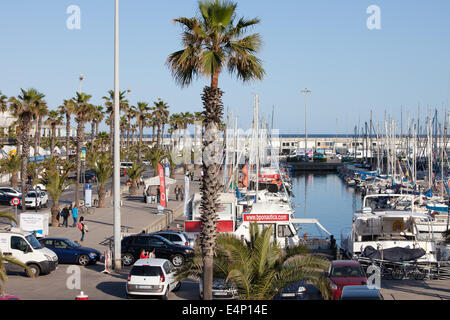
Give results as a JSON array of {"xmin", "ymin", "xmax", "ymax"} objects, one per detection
[
  {"xmin": 113, "ymin": 0, "xmax": 122, "ymax": 271},
  {"xmin": 301, "ymin": 88, "xmax": 311, "ymax": 159}
]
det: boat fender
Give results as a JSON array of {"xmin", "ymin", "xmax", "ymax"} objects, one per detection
[{"xmin": 393, "ymin": 221, "xmax": 404, "ymax": 232}]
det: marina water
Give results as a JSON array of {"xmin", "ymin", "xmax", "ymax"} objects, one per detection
[{"xmin": 291, "ymin": 173, "xmax": 362, "ymax": 242}]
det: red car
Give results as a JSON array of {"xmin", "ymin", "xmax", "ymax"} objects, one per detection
[{"xmin": 328, "ymin": 260, "xmax": 367, "ymax": 300}]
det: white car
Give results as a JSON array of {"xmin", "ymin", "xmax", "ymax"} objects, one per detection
[
  {"xmin": 25, "ymin": 191, "xmax": 49, "ymax": 209},
  {"xmin": 126, "ymin": 258, "xmax": 180, "ymax": 299},
  {"xmin": 0, "ymin": 187, "xmax": 22, "ymax": 198},
  {"xmin": 151, "ymin": 231, "xmax": 194, "ymax": 247}
]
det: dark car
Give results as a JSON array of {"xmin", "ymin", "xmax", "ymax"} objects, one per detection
[
  {"xmin": 274, "ymin": 280, "xmax": 323, "ymax": 300},
  {"xmin": 0, "ymin": 191, "xmax": 16, "ymax": 205},
  {"xmin": 340, "ymin": 285, "xmax": 383, "ymax": 300},
  {"xmin": 199, "ymin": 278, "xmax": 238, "ymax": 300},
  {"xmin": 121, "ymin": 234, "xmax": 194, "ymax": 268},
  {"xmin": 68, "ymin": 170, "xmax": 98, "ymax": 183},
  {"xmin": 39, "ymin": 238, "xmax": 101, "ymax": 266}
]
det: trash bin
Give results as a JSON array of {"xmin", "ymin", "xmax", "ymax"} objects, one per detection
[{"xmin": 146, "ymin": 196, "xmax": 151, "ymax": 204}]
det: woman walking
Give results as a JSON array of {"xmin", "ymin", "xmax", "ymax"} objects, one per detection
[{"xmin": 77, "ymin": 216, "xmax": 87, "ymax": 242}]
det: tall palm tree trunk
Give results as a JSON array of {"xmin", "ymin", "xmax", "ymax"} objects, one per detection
[
  {"xmin": 66, "ymin": 114, "xmax": 71, "ymax": 159},
  {"xmin": 91, "ymin": 121, "xmax": 95, "ymax": 154},
  {"xmin": 20, "ymin": 114, "xmax": 32, "ymax": 212},
  {"xmin": 34, "ymin": 116, "xmax": 39, "ymax": 161},
  {"xmin": 200, "ymin": 86, "xmax": 224, "ymax": 300},
  {"xmin": 50, "ymin": 126, "xmax": 56, "ymax": 157}
]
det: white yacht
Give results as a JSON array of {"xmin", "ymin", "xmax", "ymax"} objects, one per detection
[{"xmin": 341, "ymin": 194, "xmax": 438, "ymax": 263}]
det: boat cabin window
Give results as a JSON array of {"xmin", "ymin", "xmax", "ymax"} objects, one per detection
[{"xmin": 278, "ymin": 225, "xmax": 294, "ymax": 238}]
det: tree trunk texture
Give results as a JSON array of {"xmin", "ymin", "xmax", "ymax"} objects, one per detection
[
  {"xmin": 75, "ymin": 121, "xmax": 85, "ymax": 208},
  {"xmin": 98, "ymin": 184, "xmax": 106, "ymax": 208},
  {"xmin": 200, "ymin": 86, "xmax": 224, "ymax": 300},
  {"xmin": 20, "ymin": 114, "xmax": 32, "ymax": 212}
]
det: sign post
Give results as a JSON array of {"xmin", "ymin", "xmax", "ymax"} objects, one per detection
[
  {"xmin": 158, "ymin": 163, "xmax": 167, "ymax": 208},
  {"xmin": 11, "ymin": 197, "xmax": 20, "ymax": 227}
]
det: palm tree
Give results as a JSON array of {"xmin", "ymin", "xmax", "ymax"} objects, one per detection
[
  {"xmin": 145, "ymin": 148, "xmax": 167, "ymax": 175},
  {"xmin": 167, "ymin": 0, "xmax": 265, "ymax": 300},
  {"xmin": 88, "ymin": 151, "xmax": 113, "ymax": 208},
  {"xmin": 9, "ymin": 88, "xmax": 46, "ymax": 211},
  {"xmin": 0, "ymin": 91, "xmax": 8, "ymax": 114},
  {"xmin": 89, "ymin": 105, "xmax": 104, "ymax": 154},
  {"xmin": 45, "ymin": 110, "xmax": 63, "ymax": 157},
  {"xmin": 0, "ymin": 153, "xmax": 21, "ymax": 188},
  {"xmin": 71, "ymin": 92, "xmax": 93, "ymax": 208},
  {"xmin": 40, "ymin": 157, "xmax": 74, "ymax": 226},
  {"xmin": 59, "ymin": 99, "xmax": 75, "ymax": 159},
  {"xmin": 177, "ymin": 223, "xmax": 332, "ymax": 300},
  {"xmin": 136, "ymin": 102, "xmax": 150, "ymax": 161},
  {"xmin": 32, "ymin": 101, "xmax": 48, "ymax": 162},
  {"xmin": 95, "ymin": 131, "xmax": 110, "ymax": 152},
  {"xmin": 0, "ymin": 212, "xmax": 34, "ymax": 293},
  {"xmin": 126, "ymin": 163, "xmax": 145, "ymax": 196},
  {"xmin": 126, "ymin": 105, "xmax": 137, "ymax": 154},
  {"xmin": 153, "ymin": 99, "xmax": 170, "ymax": 149}
]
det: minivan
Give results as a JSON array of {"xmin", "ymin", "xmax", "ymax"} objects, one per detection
[{"xmin": 0, "ymin": 230, "xmax": 58, "ymax": 277}]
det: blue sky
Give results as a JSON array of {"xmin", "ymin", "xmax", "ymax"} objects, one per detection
[{"xmin": 0, "ymin": 0, "xmax": 449, "ymax": 134}]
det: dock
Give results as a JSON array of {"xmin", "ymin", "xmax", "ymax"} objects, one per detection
[{"xmin": 288, "ymin": 160, "xmax": 343, "ymax": 172}]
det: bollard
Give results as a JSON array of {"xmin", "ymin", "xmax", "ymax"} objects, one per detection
[{"xmin": 75, "ymin": 291, "xmax": 89, "ymax": 300}]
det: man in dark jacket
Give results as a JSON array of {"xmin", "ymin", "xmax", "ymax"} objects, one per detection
[{"xmin": 62, "ymin": 205, "xmax": 70, "ymax": 228}]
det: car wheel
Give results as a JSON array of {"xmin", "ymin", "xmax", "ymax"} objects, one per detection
[
  {"xmin": 173, "ymin": 282, "xmax": 181, "ymax": 292},
  {"xmin": 78, "ymin": 254, "xmax": 90, "ymax": 266},
  {"xmin": 161, "ymin": 288, "xmax": 169, "ymax": 300},
  {"xmin": 122, "ymin": 253, "xmax": 134, "ymax": 266},
  {"xmin": 27, "ymin": 264, "xmax": 40, "ymax": 277},
  {"xmin": 171, "ymin": 254, "xmax": 185, "ymax": 267}
]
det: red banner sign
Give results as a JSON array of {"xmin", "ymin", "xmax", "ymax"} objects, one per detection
[
  {"xmin": 184, "ymin": 220, "xmax": 234, "ymax": 233},
  {"xmin": 243, "ymin": 214, "xmax": 289, "ymax": 222},
  {"xmin": 158, "ymin": 163, "xmax": 167, "ymax": 208}
]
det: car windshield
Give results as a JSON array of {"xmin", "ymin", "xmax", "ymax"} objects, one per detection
[
  {"xmin": 331, "ymin": 265, "xmax": 365, "ymax": 277},
  {"xmin": 130, "ymin": 265, "xmax": 163, "ymax": 276},
  {"xmin": 25, "ymin": 234, "xmax": 42, "ymax": 249},
  {"xmin": 26, "ymin": 192, "xmax": 37, "ymax": 197}
]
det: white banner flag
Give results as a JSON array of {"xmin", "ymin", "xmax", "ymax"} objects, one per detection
[{"xmin": 184, "ymin": 175, "xmax": 190, "ymax": 217}]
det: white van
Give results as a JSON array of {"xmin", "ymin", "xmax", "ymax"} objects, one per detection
[{"xmin": 0, "ymin": 230, "xmax": 58, "ymax": 277}]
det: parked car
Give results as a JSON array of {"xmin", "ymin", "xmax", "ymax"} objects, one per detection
[
  {"xmin": 0, "ymin": 295, "xmax": 20, "ymax": 300},
  {"xmin": 199, "ymin": 278, "xmax": 238, "ymax": 300},
  {"xmin": 24, "ymin": 190, "xmax": 48, "ymax": 209},
  {"xmin": 38, "ymin": 237, "xmax": 101, "ymax": 266},
  {"xmin": 126, "ymin": 258, "xmax": 180, "ymax": 299},
  {"xmin": 328, "ymin": 260, "xmax": 368, "ymax": 300},
  {"xmin": 340, "ymin": 285, "xmax": 383, "ymax": 300},
  {"xmin": 0, "ymin": 190, "xmax": 17, "ymax": 205},
  {"xmin": 273, "ymin": 280, "xmax": 323, "ymax": 300},
  {"xmin": 120, "ymin": 162, "xmax": 133, "ymax": 176},
  {"xmin": 0, "ymin": 187, "xmax": 22, "ymax": 198},
  {"xmin": 150, "ymin": 231, "xmax": 193, "ymax": 247},
  {"xmin": 121, "ymin": 234, "xmax": 194, "ymax": 267},
  {"xmin": 0, "ymin": 230, "xmax": 58, "ymax": 277}
]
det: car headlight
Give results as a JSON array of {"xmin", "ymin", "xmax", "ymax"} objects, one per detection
[
  {"xmin": 44, "ymin": 254, "xmax": 53, "ymax": 262},
  {"xmin": 331, "ymin": 283, "xmax": 338, "ymax": 290},
  {"xmin": 88, "ymin": 252, "xmax": 97, "ymax": 258},
  {"xmin": 297, "ymin": 286, "xmax": 306, "ymax": 293},
  {"xmin": 185, "ymin": 249, "xmax": 193, "ymax": 254}
]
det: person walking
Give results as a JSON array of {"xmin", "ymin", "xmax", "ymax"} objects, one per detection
[
  {"xmin": 180, "ymin": 185, "xmax": 185, "ymax": 201},
  {"xmin": 72, "ymin": 205, "xmax": 78, "ymax": 227},
  {"xmin": 190, "ymin": 170, "xmax": 194, "ymax": 181},
  {"xmin": 77, "ymin": 216, "xmax": 87, "ymax": 242},
  {"xmin": 175, "ymin": 185, "xmax": 179, "ymax": 201},
  {"xmin": 62, "ymin": 205, "xmax": 70, "ymax": 228},
  {"xmin": 156, "ymin": 186, "xmax": 161, "ymax": 204},
  {"xmin": 140, "ymin": 249, "xmax": 149, "ymax": 259}
]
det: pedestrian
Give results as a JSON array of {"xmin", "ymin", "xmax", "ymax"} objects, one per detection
[
  {"xmin": 62, "ymin": 206, "xmax": 70, "ymax": 228},
  {"xmin": 140, "ymin": 248, "xmax": 149, "ymax": 259},
  {"xmin": 190, "ymin": 170, "xmax": 194, "ymax": 181},
  {"xmin": 56, "ymin": 208, "xmax": 61, "ymax": 227},
  {"xmin": 180, "ymin": 185, "xmax": 184, "ymax": 201},
  {"xmin": 148, "ymin": 248, "xmax": 156, "ymax": 259},
  {"xmin": 175, "ymin": 185, "xmax": 179, "ymax": 201},
  {"xmin": 77, "ymin": 216, "xmax": 87, "ymax": 242},
  {"xmin": 72, "ymin": 205, "xmax": 78, "ymax": 227},
  {"xmin": 156, "ymin": 186, "xmax": 161, "ymax": 204}
]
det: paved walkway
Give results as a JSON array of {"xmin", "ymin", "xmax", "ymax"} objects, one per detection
[{"xmin": 47, "ymin": 169, "xmax": 201, "ymax": 253}]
